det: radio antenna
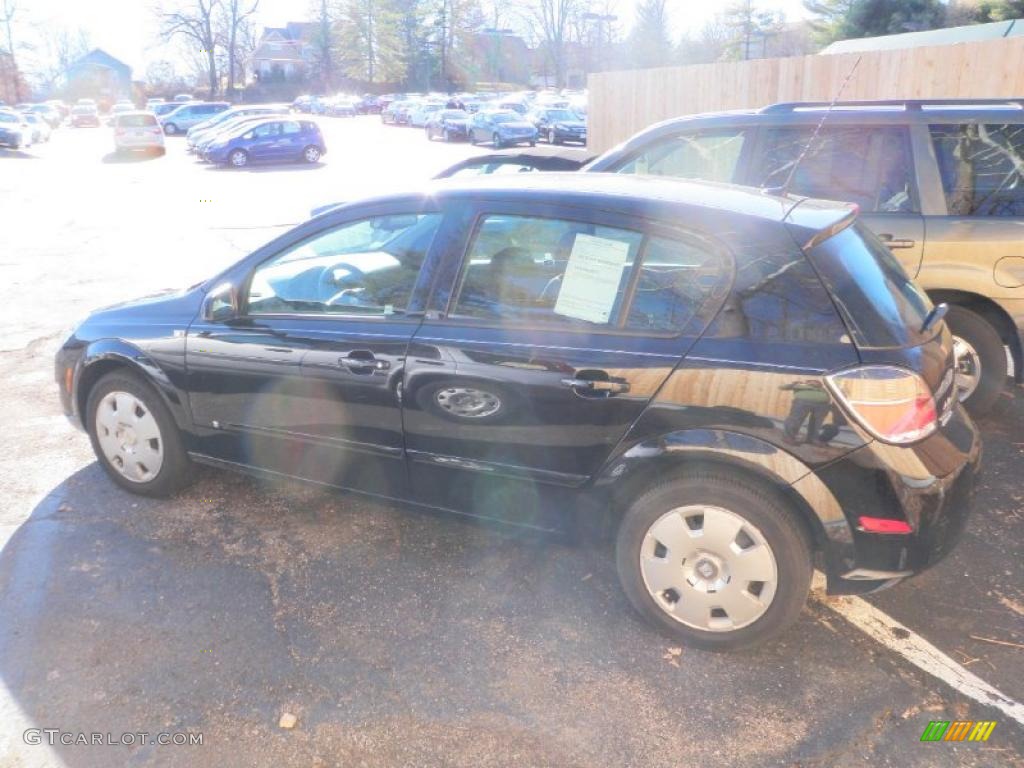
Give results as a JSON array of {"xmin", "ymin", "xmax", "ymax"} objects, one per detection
[{"xmin": 779, "ymin": 55, "xmax": 862, "ymax": 201}]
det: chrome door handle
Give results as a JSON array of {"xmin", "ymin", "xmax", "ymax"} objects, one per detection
[
  {"xmin": 878, "ymin": 234, "xmax": 916, "ymax": 249},
  {"xmin": 561, "ymin": 377, "xmax": 630, "ymax": 394},
  {"xmin": 340, "ymin": 351, "xmax": 390, "ymax": 373}
]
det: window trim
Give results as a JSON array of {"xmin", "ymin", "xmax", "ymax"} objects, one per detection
[{"xmin": 439, "ymin": 208, "xmax": 734, "ymax": 339}]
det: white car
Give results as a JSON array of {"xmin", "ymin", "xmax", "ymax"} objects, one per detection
[
  {"xmin": 23, "ymin": 113, "xmax": 51, "ymax": 143},
  {"xmin": 407, "ymin": 102, "xmax": 444, "ymax": 127},
  {"xmin": 113, "ymin": 111, "xmax": 165, "ymax": 155}
]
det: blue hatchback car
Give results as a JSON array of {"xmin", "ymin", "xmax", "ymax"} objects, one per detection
[{"xmin": 202, "ymin": 118, "xmax": 326, "ymax": 167}]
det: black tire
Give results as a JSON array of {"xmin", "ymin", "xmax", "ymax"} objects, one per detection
[
  {"xmin": 164, "ymin": 123, "xmax": 178, "ymax": 135},
  {"xmin": 548, "ymin": 129, "xmax": 559, "ymax": 145},
  {"xmin": 228, "ymin": 148, "xmax": 248, "ymax": 168},
  {"xmin": 302, "ymin": 144, "xmax": 321, "ymax": 163},
  {"xmin": 492, "ymin": 132, "xmax": 502, "ymax": 148},
  {"xmin": 85, "ymin": 371, "xmax": 193, "ymax": 497},
  {"xmin": 945, "ymin": 304, "xmax": 1006, "ymax": 416},
  {"xmin": 615, "ymin": 471, "xmax": 812, "ymax": 651}
]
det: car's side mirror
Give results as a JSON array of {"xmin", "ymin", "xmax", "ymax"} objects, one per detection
[{"xmin": 202, "ymin": 281, "xmax": 238, "ymax": 322}]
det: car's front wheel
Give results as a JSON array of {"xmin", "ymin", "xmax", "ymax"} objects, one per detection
[
  {"xmin": 945, "ymin": 305, "xmax": 1006, "ymax": 416},
  {"xmin": 228, "ymin": 148, "xmax": 248, "ymax": 167},
  {"xmin": 548, "ymin": 129, "xmax": 558, "ymax": 145},
  {"xmin": 616, "ymin": 472, "xmax": 812, "ymax": 651},
  {"xmin": 86, "ymin": 371, "xmax": 192, "ymax": 497},
  {"xmin": 164, "ymin": 123, "xmax": 178, "ymax": 135}
]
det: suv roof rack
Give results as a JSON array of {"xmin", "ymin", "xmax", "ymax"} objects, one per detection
[{"xmin": 761, "ymin": 98, "xmax": 1024, "ymax": 112}]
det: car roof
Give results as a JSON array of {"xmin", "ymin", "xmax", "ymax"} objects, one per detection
[{"xmin": 418, "ymin": 173, "xmax": 854, "ymax": 242}]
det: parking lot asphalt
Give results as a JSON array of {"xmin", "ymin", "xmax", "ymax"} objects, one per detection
[{"xmin": 1, "ymin": 117, "xmax": 1022, "ymax": 768}]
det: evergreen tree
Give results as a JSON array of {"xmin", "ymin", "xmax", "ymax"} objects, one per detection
[{"xmin": 629, "ymin": 0, "xmax": 673, "ymax": 68}]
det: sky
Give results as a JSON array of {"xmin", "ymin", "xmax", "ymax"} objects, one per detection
[{"xmin": 12, "ymin": 0, "xmax": 812, "ymax": 76}]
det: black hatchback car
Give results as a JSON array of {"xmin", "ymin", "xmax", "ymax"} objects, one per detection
[{"xmin": 56, "ymin": 175, "xmax": 979, "ymax": 649}]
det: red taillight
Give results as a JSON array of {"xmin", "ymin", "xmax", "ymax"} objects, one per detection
[
  {"xmin": 825, "ymin": 365, "xmax": 937, "ymax": 444},
  {"xmin": 858, "ymin": 516, "xmax": 913, "ymax": 534}
]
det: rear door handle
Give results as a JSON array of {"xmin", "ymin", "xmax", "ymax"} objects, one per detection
[
  {"xmin": 340, "ymin": 350, "xmax": 390, "ymax": 373},
  {"xmin": 561, "ymin": 377, "xmax": 630, "ymax": 394},
  {"xmin": 878, "ymin": 234, "xmax": 916, "ymax": 249}
]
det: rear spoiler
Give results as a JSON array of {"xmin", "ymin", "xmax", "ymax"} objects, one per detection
[{"xmin": 783, "ymin": 197, "xmax": 859, "ymax": 250}]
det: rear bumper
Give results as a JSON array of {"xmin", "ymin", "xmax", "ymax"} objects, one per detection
[{"xmin": 816, "ymin": 404, "xmax": 981, "ymax": 595}]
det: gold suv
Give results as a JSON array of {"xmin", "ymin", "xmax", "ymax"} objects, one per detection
[{"xmin": 589, "ymin": 99, "xmax": 1024, "ymax": 414}]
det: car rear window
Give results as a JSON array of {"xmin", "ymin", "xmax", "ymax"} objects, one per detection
[
  {"xmin": 117, "ymin": 114, "xmax": 157, "ymax": 128},
  {"xmin": 806, "ymin": 222, "xmax": 932, "ymax": 349}
]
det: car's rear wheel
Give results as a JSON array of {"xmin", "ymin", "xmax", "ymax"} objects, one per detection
[
  {"xmin": 945, "ymin": 304, "xmax": 1006, "ymax": 416},
  {"xmin": 228, "ymin": 148, "xmax": 248, "ymax": 167},
  {"xmin": 86, "ymin": 371, "xmax": 192, "ymax": 497},
  {"xmin": 302, "ymin": 144, "xmax": 321, "ymax": 163},
  {"xmin": 615, "ymin": 472, "xmax": 812, "ymax": 651},
  {"xmin": 548, "ymin": 129, "xmax": 558, "ymax": 145},
  {"xmin": 164, "ymin": 123, "xmax": 178, "ymax": 135}
]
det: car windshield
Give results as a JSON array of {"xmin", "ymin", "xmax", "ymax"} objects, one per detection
[
  {"xmin": 490, "ymin": 112, "xmax": 517, "ymax": 123},
  {"xmin": 441, "ymin": 110, "xmax": 467, "ymax": 119},
  {"xmin": 546, "ymin": 109, "xmax": 577, "ymax": 121},
  {"xmin": 72, "ymin": 106, "xmax": 94, "ymax": 114},
  {"xmin": 0, "ymin": 112, "xmax": 18, "ymax": 123}
]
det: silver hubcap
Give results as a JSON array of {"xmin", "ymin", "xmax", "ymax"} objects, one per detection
[
  {"xmin": 640, "ymin": 505, "xmax": 778, "ymax": 632},
  {"xmin": 305, "ymin": 147, "xmax": 319, "ymax": 162},
  {"xmin": 95, "ymin": 391, "xmax": 164, "ymax": 483},
  {"xmin": 435, "ymin": 387, "xmax": 501, "ymax": 418},
  {"xmin": 230, "ymin": 151, "xmax": 246, "ymax": 166},
  {"xmin": 953, "ymin": 335, "xmax": 981, "ymax": 401}
]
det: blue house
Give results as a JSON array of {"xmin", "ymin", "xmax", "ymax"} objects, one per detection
[{"xmin": 64, "ymin": 49, "xmax": 133, "ymax": 100}]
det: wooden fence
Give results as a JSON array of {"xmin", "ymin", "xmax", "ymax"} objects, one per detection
[{"xmin": 587, "ymin": 36, "xmax": 1024, "ymax": 153}]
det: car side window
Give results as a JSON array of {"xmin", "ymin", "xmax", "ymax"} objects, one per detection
[
  {"xmin": 755, "ymin": 126, "xmax": 916, "ymax": 213},
  {"xmin": 281, "ymin": 121, "xmax": 301, "ymax": 135},
  {"xmin": 247, "ymin": 213, "xmax": 442, "ymax": 316},
  {"xmin": 252, "ymin": 122, "xmax": 277, "ymax": 138},
  {"xmin": 614, "ymin": 129, "xmax": 748, "ymax": 183},
  {"xmin": 930, "ymin": 123, "xmax": 1024, "ymax": 216},
  {"xmin": 450, "ymin": 214, "xmax": 724, "ymax": 331}
]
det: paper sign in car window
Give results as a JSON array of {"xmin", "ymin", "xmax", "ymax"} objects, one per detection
[{"xmin": 554, "ymin": 233, "xmax": 631, "ymax": 324}]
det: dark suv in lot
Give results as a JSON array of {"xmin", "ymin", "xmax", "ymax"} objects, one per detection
[
  {"xmin": 589, "ymin": 99, "xmax": 1024, "ymax": 415},
  {"xmin": 56, "ymin": 175, "xmax": 979, "ymax": 649}
]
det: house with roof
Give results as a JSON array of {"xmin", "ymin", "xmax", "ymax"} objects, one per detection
[
  {"xmin": 64, "ymin": 49, "xmax": 132, "ymax": 100},
  {"xmin": 253, "ymin": 22, "xmax": 318, "ymax": 82}
]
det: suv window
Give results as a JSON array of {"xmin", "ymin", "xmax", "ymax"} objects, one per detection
[
  {"xmin": 451, "ymin": 214, "xmax": 724, "ymax": 331},
  {"xmin": 247, "ymin": 214, "xmax": 442, "ymax": 316},
  {"xmin": 614, "ymin": 129, "xmax": 747, "ymax": 182},
  {"xmin": 930, "ymin": 123, "xmax": 1024, "ymax": 216},
  {"xmin": 755, "ymin": 126, "xmax": 915, "ymax": 213}
]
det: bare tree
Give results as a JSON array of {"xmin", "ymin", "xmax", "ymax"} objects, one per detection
[
  {"xmin": 218, "ymin": 0, "xmax": 259, "ymax": 96},
  {"xmin": 160, "ymin": 0, "xmax": 221, "ymax": 97},
  {"xmin": 527, "ymin": 0, "xmax": 580, "ymax": 88},
  {"xmin": 28, "ymin": 24, "xmax": 91, "ymax": 93},
  {"xmin": 1, "ymin": 0, "xmax": 20, "ymax": 101}
]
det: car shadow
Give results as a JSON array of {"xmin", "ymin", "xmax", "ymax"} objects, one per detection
[
  {"xmin": 0, "ymin": 148, "xmax": 39, "ymax": 159},
  {"xmin": 101, "ymin": 151, "xmax": 164, "ymax": 164},
  {"xmin": 0, "ymin": 459, "xmax": 985, "ymax": 765},
  {"xmin": 203, "ymin": 162, "xmax": 325, "ymax": 174}
]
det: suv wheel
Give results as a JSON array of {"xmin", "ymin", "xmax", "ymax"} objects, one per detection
[
  {"xmin": 86, "ymin": 371, "xmax": 193, "ymax": 497},
  {"xmin": 945, "ymin": 305, "xmax": 1006, "ymax": 416},
  {"xmin": 616, "ymin": 472, "xmax": 812, "ymax": 651}
]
